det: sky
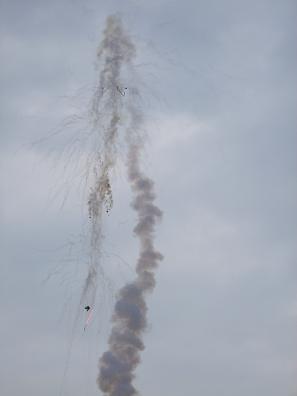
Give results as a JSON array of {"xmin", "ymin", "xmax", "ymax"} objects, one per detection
[{"xmin": 0, "ymin": 1, "xmax": 296, "ymax": 395}]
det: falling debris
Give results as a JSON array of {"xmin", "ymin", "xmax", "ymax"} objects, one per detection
[
  {"xmin": 84, "ymin": 306, "xmax": 93, "ymax": 331},
  {"xmin": 116, "ymin": 86, "xmax": 128, "ymax": 96}
]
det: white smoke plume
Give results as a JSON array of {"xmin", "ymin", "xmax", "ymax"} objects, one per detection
[{"xmin": 81, "ymin": 14, "xmax": 162, "ymax": 395}]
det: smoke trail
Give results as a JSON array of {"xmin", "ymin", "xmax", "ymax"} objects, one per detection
[
  {"xmin": 98, "ymin": 130, "xmax": 163, "ymax": 396},
  {"xmin": 97, "ymin": 18, "xmax": 163, "ymax": 396}
]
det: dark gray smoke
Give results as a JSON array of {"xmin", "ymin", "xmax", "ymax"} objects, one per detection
[{"xmin": 94, "ymin": 15, "xmax": 163, "ymax": 396}]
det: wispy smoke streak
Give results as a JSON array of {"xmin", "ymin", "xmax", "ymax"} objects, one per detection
[{"xmin": 82, "ymin": 15, "xmax": 136, "ymax": 306}]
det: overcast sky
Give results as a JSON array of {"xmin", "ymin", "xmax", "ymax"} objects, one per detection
[{"xmin": 1, "ymin": 1, "xmax": 296, "ymax": 395}]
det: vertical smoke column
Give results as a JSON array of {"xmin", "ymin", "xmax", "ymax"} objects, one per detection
[
  {"xmin": 98, "ymin": 28, "xmax": 163, "ymax": 396},
  {"xmin": 82, "ymin": 15, "xmax": 135, "ymax": 306}
]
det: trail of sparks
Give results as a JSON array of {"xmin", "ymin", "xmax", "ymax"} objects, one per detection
[{"xmin": 84, "ymin": 309, "xmax": 93, "ymax": 331}]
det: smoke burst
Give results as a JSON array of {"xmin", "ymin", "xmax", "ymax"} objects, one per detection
[
  {"xmin": 82, "ymin": 14, "xmax": 163, "ymax": 396},
  {"xmin": 81, "ymin": 14, "xmax": 137, "ymax": 307}
]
